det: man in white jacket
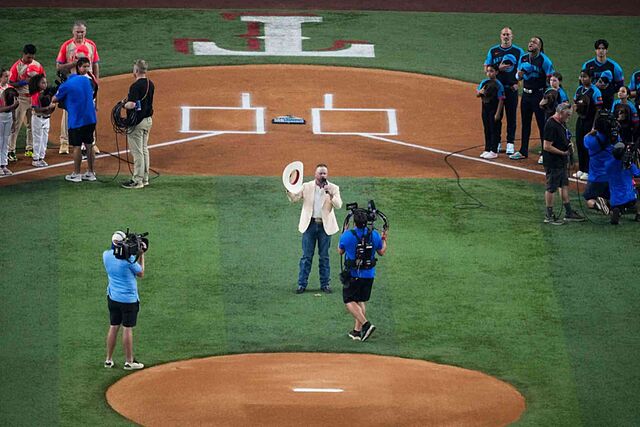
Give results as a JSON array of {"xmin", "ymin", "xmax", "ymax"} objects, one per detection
[{"xmin": 287, "ymin": 164, "xmax": 342, "ymax": 294}]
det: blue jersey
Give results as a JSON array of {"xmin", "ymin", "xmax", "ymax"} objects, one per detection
[
  {"xmin": 484, "ymin": 44, "xmax": 525, "ymax": 86},
  {"xmin": 574, "ymin": 85, "xmax": 603, "ymax": 119},
  {"xmin": 54, "ymin": 74, "xmax": 96, "ymax": 129},
  {"xmin": 630, "ymin": 70, "xmax": 640, "ymax": 107},
  {"xmin": 103, "ymin": 250, "xmax": 142, "ymax": 303},
  {"xmin": 584, "ymin": 132, "xmax": 614, "ymax": 183},
  {"xmin": 339, "ymin": 227, "xmax": 383, "ymax": 279},
  {"xmin": 557, "ymin": 87, "xmax": 569, "ymax": 104},
  {"xmin": 605, "ymin": 159, "xmax": 640, "ymax": 207},
  {"xmin": 612, "ymin": 100, "xmax": 639, "ymax": 125},
  {"xmin": 477, "ymin": 78, "xmax": 505, "ymax": 103},
  {"xmin": 582, "ymin": 58, "xmax": 624, "ymax": 87},
  {"xmin": 517, "ymin": 52, "xmax": 554, "ymax": 90}
]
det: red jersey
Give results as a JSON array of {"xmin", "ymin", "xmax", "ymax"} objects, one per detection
[
  {"xmin": 56, "ymin": 38, "xmax": 100, "ymax": 73},
  {"xmin": 9, "ymin": 59, "xmax": 45, "ymax": 95},
  {"xmin": 31, "ymin": 90, "xmax": 42, "ymax": 108}
]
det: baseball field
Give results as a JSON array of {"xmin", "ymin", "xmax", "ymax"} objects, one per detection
[{"xmin": 1, "ymin": 3, "xmax": 640, "ymax": 426}]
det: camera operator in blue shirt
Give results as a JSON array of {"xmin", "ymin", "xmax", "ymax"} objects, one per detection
[
  {"xmin": 338, "ymin": 209, "xmax": 387, "ymax": 342},
  {"xmin": 583, "ymin": 110, "xmax": 616, "ymax": 214},
  {"xmin": 606, "ymin": 143, "xmax": 640, "ymax": 225},
  {"xmin": 103, "ymin": 231, "xmax": 146, "ymax": 370}
]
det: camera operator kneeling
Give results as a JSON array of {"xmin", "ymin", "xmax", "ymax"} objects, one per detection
[
  {"xmin": 338, "ymin": 210, "xmax": 387, "ymax": 342},
  {"xmin": 606, "ymin": 143, "xmax": 640, "ymax": 225},
  {"xmin": 103, "ymin": 231, "xmax": 147, "ymax": 370},
  {"xmin": 583, "ymin": 110, "xmax": 616, "ymax": 214}
]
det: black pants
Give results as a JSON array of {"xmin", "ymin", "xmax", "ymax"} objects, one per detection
[
  {"xmin": 575, "ymin": 116, "xmax": 594, "ymax": 173},
  {"xmin": 496, "ymin": 86, "xmax": 518, "ymax": 145},
  {"xmin": 519, "ymin": 91, "xmax": 545, "ymax": 157},
  {"xmin": 481, "ymin": 102, "xmax": 499, "ymax": 152}
]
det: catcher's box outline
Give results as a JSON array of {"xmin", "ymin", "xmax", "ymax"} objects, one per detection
[
  {"xmin": 311, "ymin": 93, "xmax": 398, "ymax": 135},
  {"xmin": 180, "ymin": 92, "xmax": 266, "ymax": 134}
]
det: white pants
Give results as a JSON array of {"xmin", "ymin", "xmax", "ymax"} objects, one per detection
[
  {"xmin": 31, "ymin": 114, "xmax": 50, "ymax": 161},
  {"xmin": 0, "ymin": 112, "xmax": 12, "ymax": 166}
]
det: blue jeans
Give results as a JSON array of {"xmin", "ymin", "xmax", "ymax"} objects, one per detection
[{"xmin": 298, "ymin": 221, "xmax": 331, "ymax": 288}]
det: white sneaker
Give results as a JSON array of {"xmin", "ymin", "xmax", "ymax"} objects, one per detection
[
  {"xmin": 1, "ymin": 166, "xmax": 12, "ymax": 176},
  {"xmin": 484, "ymin": 151, "xmax": 498, "ymax": 159},
  {"xmin": 580, "ymin": 172, "xmax": 589, "ymax": 181},
  {"xmin": 32, "ymin": 159, "xmax": 41, "ymax": 167},
  {"xmin": 104, "ymin": 360, "xmax": 115, "ymax": 368},
  {"xmin": 82, "ymin": 171, "xmax": 97, "ymax": 181},
  {"xmin": 537, "ymin": 156, "xmax": 544, "ymax": 165},
  {"xmin": 65, "ymin": 173, "xmax": 82, "ymax": 183},
  {"xmin": 123, "ymin": 360, "xmax": 144, "ymax": 370},
  {"xmin": 480, "ymin": 151, "xmax": 489, "ymax": 158},
  {"xmin": 506, "ymin": 143, "xmax": 515, "ymax": 155},
  {"xmin": 572, "ymin": 171, "xmax": 583, "ymax": 179},
  {"xmin": 39, "ymin": 160, "xmax": 48, "ymax": 167}
]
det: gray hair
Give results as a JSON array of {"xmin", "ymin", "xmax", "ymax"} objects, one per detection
[
  {"xmin": 73, "ymin": 20, "xmax": 87, "ymax": 29},
  {"xmin": 556, "ymin": 102, "xmax": 571, "ymax": 114},
  {"xmin": 133, "ymin": 59, "xmax": 148, "ymax": 73}
]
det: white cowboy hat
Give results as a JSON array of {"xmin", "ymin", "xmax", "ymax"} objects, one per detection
[{"xmin": 282, "ymin": 161, "xmax": 304, "ymax": 193}]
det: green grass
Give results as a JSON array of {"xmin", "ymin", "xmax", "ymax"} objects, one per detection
[
  {"xmin": 1, "ymin": 176, "xmax": 639, "ymax": 425},
  {"xmin": 2, "ymin": 7, "xmax": 640, "ymax": 426}
]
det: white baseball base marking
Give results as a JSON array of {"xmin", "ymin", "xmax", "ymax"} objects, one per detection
[
  {"xmin": 312, "ymin": 93, "xmax": 398, "ymax": 136},
  {"xmin": 181, "ymin": 92, "xmax": 265, "ymax": 134},
  {"xmin": 292, "ymin": 388, "xmax": 344, "ymax": 393}
]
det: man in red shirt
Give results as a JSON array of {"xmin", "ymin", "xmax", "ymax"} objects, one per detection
[
  {"xmin": 8, "ymin": 44, "xmax": 45, "ymax": 162},
  {"xmin": 56, "ymin": 21, "xmax": 100, "ymax": 154}
]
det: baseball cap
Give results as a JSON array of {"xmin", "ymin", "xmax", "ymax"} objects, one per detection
[
  {"xmin": 501, "ymin": 54, "xmax": 517, "ymax": 65},
  {"xmin": 599, "ymin": 70, "xmax": 613, "ymax": 84},
  {"xmin": 112, "ymin": 230, "xmax": 126, "ymax": 243}
]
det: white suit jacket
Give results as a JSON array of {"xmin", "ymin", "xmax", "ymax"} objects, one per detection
[{"xmin": 287, "ymin": 180, "xmax": 342, "ymax": 235}]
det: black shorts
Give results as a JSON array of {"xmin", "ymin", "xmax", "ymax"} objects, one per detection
[
  {"xmin": 69, "ymin": 123, "xmax": 96, "ymax": 147},
  {"xmin": 583, "ymin": 181, "xmax": 610, "ymax": 200},
  {"xmin": 342, "ymin": 277, "xmax": 374, "ymax": 304},
  {"xmin": 108, "ymin": 296, "xmax": 139, "ymax": 327},
  {"xmin": 544, "ymin": 167, "xmax": 569, "ymax": 193}
]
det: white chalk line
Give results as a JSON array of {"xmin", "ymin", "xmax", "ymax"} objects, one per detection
[
  {"xmin": 292, "ymin": 388, "xmax": 344, "ymax": 393},
  {"xmin": 3, "ymin": 132, "xmax": 222, "ymax": 178},
  {"xmin": 358, "ymin": 133, "xmax": 552, "ymax": 178}
]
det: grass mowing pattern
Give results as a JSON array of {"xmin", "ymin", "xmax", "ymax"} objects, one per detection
[{"xmin": 2, "ymin": 175, "xmax": 639, "ymax": 425}]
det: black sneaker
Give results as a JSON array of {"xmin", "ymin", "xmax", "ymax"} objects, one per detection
[
  {"xmin": 348, "ymin": 330, "xmax": 361, "ymax": 341},
  {"xmin": 544, "ymin": 215, "xmax": 564, "ymax": 225},
  {"xmin": 321, "ymin": 285, "xmax": 333, "ymax": 294},
  {"xmin": 595, "ymin": 197, "xmax": 610, "ymax": 215},
  {"xmin": 611, "ymin": 207, "xmax": 621, "ymax": 225},
  {"xmin": 361, "ymin": 322, "xmax": 376, "ymax": 342},
  {"xmin": 121, "ymin": 180, "xmax": 144, "ymax": 189},
  {"xmin": 7, "ymin": 151, "xmax": 17, "ymax": 162},
  {"xmin": 295, "ymin": 286, "xmax": 305, "ymax": 294},
  {"xmin": 564, "ymin": 211, "xmax": 586, "ymax": 222}
]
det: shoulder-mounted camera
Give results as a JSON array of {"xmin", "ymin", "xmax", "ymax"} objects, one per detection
[{"xmin": 113, "ymin": 228, "xmax": 149, "ymax": 262}]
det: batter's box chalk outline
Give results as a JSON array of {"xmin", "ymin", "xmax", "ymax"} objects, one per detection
[
  {"xmin": 180, "ymin": 93, "xmax": 266, "ymax": 134},
  {"xmin": 311, "ymin": 93, "xmax": 398, "ymax": 136}
]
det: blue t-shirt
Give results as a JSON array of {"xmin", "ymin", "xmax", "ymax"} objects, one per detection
[
  {"xmin": 605, "ymin": 159, "xmax": 640, "ymax": 207},
  {"xmin": 339, "ymin": 227, "xmax": 383, "ymax": 279},
  {"xmin": 611, "ymin": 100, "xmax": 639, "ymax": 125},
  {"xmin": 55, "ymin": 74, "xmax": 96, "ymax": 129},
  {"xmin": 103, "ymin": 249, "xmax": 142, "ymax": 303},
  {"xmin": 557, "ymin": 87, "xmax": 569, "ymax": 104},
  {"xmin": 584, "ymin": 132, "xmax": 614, "ymax": 183}
]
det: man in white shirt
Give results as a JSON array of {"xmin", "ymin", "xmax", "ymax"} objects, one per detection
[{"xmin": 287, "ymin": 164, "xmax": 342, "ymax": 294}]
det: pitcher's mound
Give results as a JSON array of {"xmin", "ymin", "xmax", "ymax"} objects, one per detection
[{"xmin": 106, "ymin": 352, "xmax": 525, "ymax": 426}]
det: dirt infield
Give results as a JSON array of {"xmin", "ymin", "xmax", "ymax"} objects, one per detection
[
  {"xmin": 107, "ymin": 353, "xmax": 525, "ymax": 426},
  {"xmin": 2, "ymin": 65, "xmax": 545, "ymax": 186}
]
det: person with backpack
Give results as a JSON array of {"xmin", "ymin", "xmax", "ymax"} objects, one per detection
[{"xmin": 338, "ymin": 209, "xmax": 387, "ymax": 342}]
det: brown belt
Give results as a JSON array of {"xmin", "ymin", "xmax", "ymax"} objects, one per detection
[{"xmin": 311, "ymin": 218, "xmax": 323, "ymax": 223}]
